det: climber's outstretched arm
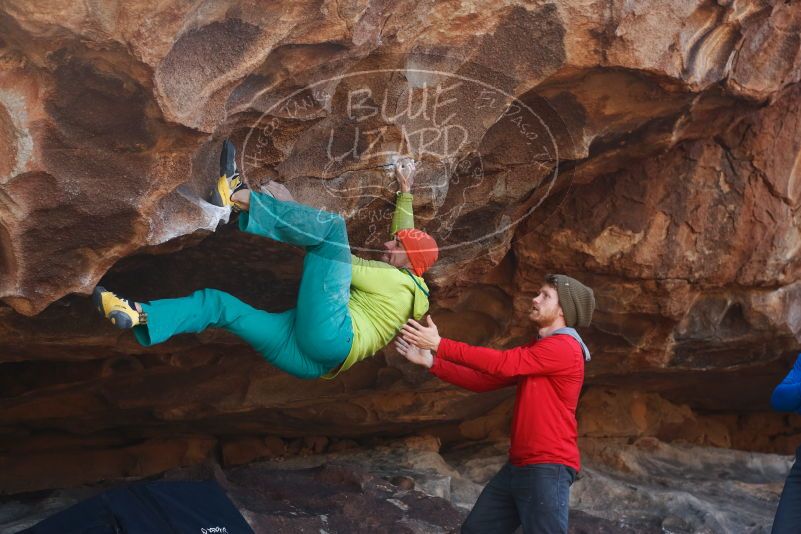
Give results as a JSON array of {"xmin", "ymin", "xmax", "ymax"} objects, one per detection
[
  {"xmin": 391, "ymin": 157, "xmax": 416, "ymax": 234},
  {"xmin": 350, "ymin": 157, "xmax": 418, "ymax": 291}
]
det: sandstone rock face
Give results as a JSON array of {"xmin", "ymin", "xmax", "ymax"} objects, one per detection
[{"xmin": 1, "ymin": 0, "xmax": 801, "ymax": 526}]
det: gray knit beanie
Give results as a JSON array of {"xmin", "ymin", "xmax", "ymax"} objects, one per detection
[{"xmin": 545, "ymin": 274, "xmax": 595, "ymax": 328}]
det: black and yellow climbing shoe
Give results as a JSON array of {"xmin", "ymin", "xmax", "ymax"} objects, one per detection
[
  {"xmin": 92, "ymin": 286, "xmax": 143, "ymax": 329},
  {"xmin": 210, "ymin": 138, "xmax": 248, "ymax": 209}
]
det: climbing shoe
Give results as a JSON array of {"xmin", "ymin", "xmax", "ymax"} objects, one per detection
[
  {"xmin": 210, "ymin": 138, "xmax": 248, "ymax": 208},
  {"xmin": 92, "ymin": 286, "xmax": 143, "ymax": 329}
]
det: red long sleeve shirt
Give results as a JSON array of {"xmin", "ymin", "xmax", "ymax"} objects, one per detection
[{"xmin": 430, "ymin": 334, "xmax": 584, "ymax": 471}]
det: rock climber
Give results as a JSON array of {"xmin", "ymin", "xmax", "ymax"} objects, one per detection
[
  {"xmin": 770, "ymin": 353, "xmax": 801, "ymax": 532},
  {"xmin": 92, "ymin": 140, "xmax": 438, "ymax": 379},
  {"xmin": 397, "ymin": 274, "xmax": 595, "ymax": 534}
]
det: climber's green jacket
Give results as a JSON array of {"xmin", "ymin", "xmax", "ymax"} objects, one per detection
[{"xmin": 327, "ymin": 192, "xmax": 430, "ymax": 377}]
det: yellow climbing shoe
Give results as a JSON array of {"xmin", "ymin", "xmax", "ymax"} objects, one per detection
[
  {"xmin": 210, "ymin": 173, "xmax": 242, "ymax": 208},
  {"xmin": 210, "ymin": 138, "xmax": 248, "ymax": 208},
  {"xmin": 92, "ymin": 286, "xmax": 141, "ymax": 329}
]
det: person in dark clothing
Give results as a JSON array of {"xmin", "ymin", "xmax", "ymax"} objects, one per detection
[
  {"xmin": 397, "ymin": 274, "xmax": 595, "ymax": 534},
  {"xmin": 771, "ymin": 353, "xmax": 801, "ymax": 534}
]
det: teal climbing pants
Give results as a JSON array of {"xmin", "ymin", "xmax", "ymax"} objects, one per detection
[{"xmin": 133, "ymin": 192, "xmax": 354, "ymax": 379}]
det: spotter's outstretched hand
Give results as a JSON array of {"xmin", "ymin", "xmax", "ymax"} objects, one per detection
[
  {"xmin": 400, "ymin": 315, "xmax": 441, "ymax": 352},
  {"xmin": 394, "ymin": 337, "xmax": 434, "ymax": 368}
]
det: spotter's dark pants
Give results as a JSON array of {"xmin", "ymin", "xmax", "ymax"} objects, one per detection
[{"xmin": 462, "ymin": 462, "xmax": 576, "ymax": 534}]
